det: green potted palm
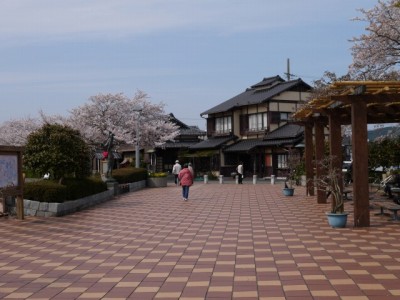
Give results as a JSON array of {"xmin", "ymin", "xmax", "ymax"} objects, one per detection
[{"xmin": 315, "ymin": 155, "xmax": 348, "ymax": 228}]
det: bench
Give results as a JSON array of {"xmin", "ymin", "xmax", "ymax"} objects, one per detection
[
  {"xmin": 373, "ymin": 201, "xmax": 400, "ymax": 221},
  {"xmin": 343, "ymin": 189, "xmax": 352, "ymax": 200}
]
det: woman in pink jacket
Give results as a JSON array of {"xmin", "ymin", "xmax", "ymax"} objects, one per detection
[{"xmin": 178, "ymin": 163, "xmax": 194, "ymax": 201}]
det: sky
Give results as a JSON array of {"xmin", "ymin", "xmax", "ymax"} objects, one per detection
[{"xmin": 0, "ymin": 0, "xmax": 379, "ymax": 130}]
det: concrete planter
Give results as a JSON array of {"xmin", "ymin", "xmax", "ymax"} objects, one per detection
[
  {"xmin": 147, "ymin": 177, "xmax": 167, "ymax": 188},
  {"xmin": 7, "ymin": 180, "xmax": 147, "ymax": 217}
]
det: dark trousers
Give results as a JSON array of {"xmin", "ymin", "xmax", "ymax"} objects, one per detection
[
  {"xmin": 238, "ymin": 174, "xmax": 243, "ymax": 184},
  {"xmin": 174, "ymin": 174, "xmax": 179, "ymax": 185},
  {"xmin": 182, "ymin": 185, "xmax": 190, "ymax": 199}
]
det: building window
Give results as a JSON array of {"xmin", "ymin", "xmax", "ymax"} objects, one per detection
[
  {"xmin": 271, "ymin": 112, "xmax": 290, "ymax": 124},
  {"xmin": 215, "ymin": 116, "xmax": 232, "ymax": 134},
  {"xmin": 249, "ymin": 113, "xmax": 267, "ymax": 131},
  {"xmin": 277, "ymin": 154, "xmax": 288, "ymax": 168},
  {"xmin": 280, "ymin": 112, "xmax": 290, "ymax": 121}
]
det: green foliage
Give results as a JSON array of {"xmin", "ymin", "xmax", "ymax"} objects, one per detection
[
  {"xmin": 148, "ymin": 172, "xmax": 167, "ymax": 178},
  {"xmin": 62, "ymin": 177, "xmax": 108, "ymax": 200},
  {"xmin": 207, "ymin": 171, "xmax": 218, "ymax": 180},
  {"xmin": 24, "ymin": 123, "xmax": 91, "ymax": 180},
  {"xmin": 24, "ymin": 177, "xmax": 107, "ymax": 203},
  {"xmin": 24, "ymin": 180, "xmax": 67, "ymax": 202},
  {"xmin": 368, "ymin": 137, "xmax": 400, "ymax": 171},
  {"xmin": 112, "ymin": 167, "xmax": 147, "ymax": 184}
]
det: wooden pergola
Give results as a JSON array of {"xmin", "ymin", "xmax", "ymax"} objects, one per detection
[{"xmin": 293, "ymin": 81, "xmax": 400, "ymax": 227}]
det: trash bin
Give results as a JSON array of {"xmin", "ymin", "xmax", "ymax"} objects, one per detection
[
  {"xmin": 253, "ymin": 175, "xmax": 257, "ymax": 185},
  {"xmin": 204, "ymin": 175, "xmax": 208, "ymax": 184},
  {"xmin": 219, "ymin": 175, "xmax": 224, "ymax": 184},
  {"xmin": 235, "ymin": 175, "xmax": 239, "ymax": 184},
  {"xmin": 271, "ymin": 175, "xmax": 275, "ymax": 185}
]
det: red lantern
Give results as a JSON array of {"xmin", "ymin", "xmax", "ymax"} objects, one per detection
[{"xmin": 102, "ymin": 151, "xmax": 109, "ymax": 159}]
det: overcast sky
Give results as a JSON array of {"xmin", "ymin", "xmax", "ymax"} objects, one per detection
[{"xmin": 0, "ymin": 0, "xmax": 378, "ymax": 130}]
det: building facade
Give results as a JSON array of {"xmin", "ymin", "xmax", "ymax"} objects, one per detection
[{"xmin": 191, "ymin": 75, "xmax": 312, "ymax": 178}]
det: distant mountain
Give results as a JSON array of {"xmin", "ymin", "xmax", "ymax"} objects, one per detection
[{"xmin": 368, "ymin": 125, "xmax": 400, "ymax": 141}]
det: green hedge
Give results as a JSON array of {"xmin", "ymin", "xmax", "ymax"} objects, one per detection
[
  {"xmin": 24, "ymin": 180, "xmax": 68, "ymax": 203},
  {"xmin": 111, "ymin": 167, "xmax": 147, "ymax": 184},
  {"xmin": 24, "ymin": 177, "xmax": 107, "ymax": 203}
]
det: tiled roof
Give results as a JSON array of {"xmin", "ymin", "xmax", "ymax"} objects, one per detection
[
  {"xmin": 158, "ymin": 141, "xmax": 200, "ymax": 149},
  {"xmin": 179, "ymin": 126, "xmax": 206, "ymax": 136},
  {"xmin": 189, "ymin": 135, "xmax": 237, "ymax": 150},
  {"xmin": 223, "ymin": 139, "xmax": 264, "ymax": 152},
  {"xmin": 200, "ymin": 76, "xmax": 311, "ymax": 116},
  {"xmin": 168, "ymin": 113, "xmax": 206, "ymax": 137},
  {"xmin": 223, "ymin": 137, "xmax": 302, "ymax": 153},
  {"xmin": 264, "ymin": 123, "xmax": 304, "ymax": 140},
  {"xmin": 223, "ymin": 124, "xmax": 304, "ymax": 153}
]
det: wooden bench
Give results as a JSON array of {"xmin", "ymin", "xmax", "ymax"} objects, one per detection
[
  {"xmin": 343, "ymin": 189, "xmax": 352, "ymax": 200},
  {"xmin": 373, "ymin": 201, "xmax": 400, "ymax": 221},
  {"xmin": 391, "ymin": 187, "xmax": 400, "ymax": 201}
]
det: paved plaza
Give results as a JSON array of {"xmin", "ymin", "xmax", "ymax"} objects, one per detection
[{"xmin": 1, "ymin": 181, "xmax": 400, "ymax": 299}]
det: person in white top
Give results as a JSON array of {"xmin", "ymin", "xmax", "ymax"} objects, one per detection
[
  {"xmin": 172, "ymin": 160, "xmax": 182, "ymax": 185},
  {"xmin": 236, "ymin": 162, "xmax": 243, "ymax": 184}
]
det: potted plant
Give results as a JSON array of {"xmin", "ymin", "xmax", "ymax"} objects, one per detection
[
  {"xmin": 315, "ymin": 155, "xmax": 348, "ymax": 228},
  {"xmin": 283, "ymin": 148, "xmax": 302, "ymax": 196}
]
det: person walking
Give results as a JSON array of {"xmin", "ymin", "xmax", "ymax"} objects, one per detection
[
  {"xmin": 188, "ymin": 162, "xmax": 194, "ymax": 177},
  {"xmin": 237, "ymin": 161, "xmax": 243, "ymax": 184},
  {"xmin": 178, "ymin": 163, "xmax": 194, "ymax": 201},
  {"xmin": 172, "ymin": 160, "xmax": 182, "ymax": 185}
]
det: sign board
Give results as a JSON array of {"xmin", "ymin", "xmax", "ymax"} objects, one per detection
[{"xmin": 0, "ymin": 146, "xmax": 24, "ymax": 218}]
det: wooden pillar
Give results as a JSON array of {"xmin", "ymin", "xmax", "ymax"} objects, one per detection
[
  {"xmin": 314, "ymin": 119, "xmax": 326, "ymax": 203},
  {"xmin": 351, "ymin": 100, "xmax": 370, "ymax": 227},
  {"xmin": 16, "ymin": 194, "xmax": 24, "ymax": 220},
  {"xmin": 329, "ymin": 115, "xmax": 343, "ymax": 210},
  {"xmin": 304, "ymin": 123, "xmax": 314, "ymax": 196}
]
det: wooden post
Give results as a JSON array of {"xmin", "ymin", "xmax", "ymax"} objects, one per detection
[
  {"xmin": 16, "ymin": 194, "xmax": 24, "ymax": 220},
  {"xmin": 351, "ymin": 100, "xmax": 370, "ymax": 227},
  {"xmin": 315, "ymin": 119, "xmax": 326, "ymax": 204},
  {"xmin": 305, "ymin": 123, "xmax": 314, "ymax": 196}
]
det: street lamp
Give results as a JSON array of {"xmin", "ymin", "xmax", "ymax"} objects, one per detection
[{"xmin": 133, "ymin": 108, "xmax": 143, "ymax": 168}]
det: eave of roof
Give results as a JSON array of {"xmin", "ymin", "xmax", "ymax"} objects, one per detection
[
  {"xmin": 189, "ymin": 135, "xmax": 237, "ymax": 150},
  {"xmin": 223, "ymin": 136, "xmax": 303, "ymax": 153},
  {"xmin": 157, "ymin": 141, "xmax": 200, "ymax": 149},
  {"xmin": 264, "ymin": 123, "xmax": 304, "ymax": 140}
]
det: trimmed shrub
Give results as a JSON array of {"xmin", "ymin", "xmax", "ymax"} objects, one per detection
[
  {"xmin": 62, "ymin": 177, "xmax": 107, "ymax": 200},
  {"xmin": 24, "ymin": 177, "xmax": 107, "ymax": 203},
  {"xmin": 112, "ymin": 167, "xmax": 147, "ymax": 184},
  {"xmin": 24, "ymin": 180, "xmax": 67, "ymax": 203}
]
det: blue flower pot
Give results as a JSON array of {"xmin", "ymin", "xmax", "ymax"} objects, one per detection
[
  {"xmin": 326, "ymin": 212, "xmax": 348, "ymax": 228},
  {"xmin": 282, "ymin": 188, "xmax": 294, "ymax": 196}
]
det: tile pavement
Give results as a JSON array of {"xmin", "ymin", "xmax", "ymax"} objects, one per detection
[{"xmin": 0, "ymin": 181, "xmax": 400, "ymax": 299}]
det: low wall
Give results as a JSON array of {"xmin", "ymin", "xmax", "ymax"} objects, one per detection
[{"xmin": 6, "ymin": 180, "xmax": 147, "ymax": 217}]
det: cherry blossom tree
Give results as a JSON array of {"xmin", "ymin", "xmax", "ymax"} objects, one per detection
[
  {"xmin": 0, "ymin": 116, "xmax": 42, "ymax": 146},
  {"xmin": 67, "ymin": 90, "xmax": 179, "ymax": 149},
  {"xmin": 349, "ymin": 0, "xmax": 400, "ymax": 79},
  {"xmin": 0, "ymin": 91, "xmax": 179, "ymax": 149}
]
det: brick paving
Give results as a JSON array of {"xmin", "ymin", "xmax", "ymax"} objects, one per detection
[{"xmin": 1, "ymin": 181, "xmax": 400, "ymax": 299}]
